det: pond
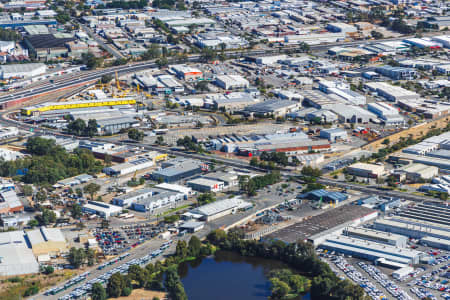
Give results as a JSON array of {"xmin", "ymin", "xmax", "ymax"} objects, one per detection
[{"xmin": 178, "ymin": 250, "xmax": 310, "ymax": 300}]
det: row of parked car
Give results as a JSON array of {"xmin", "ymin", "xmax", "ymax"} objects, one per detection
[
  {"xmin": 358, "ymin": 262, "xmax": 414, "ymax": 300},
  {"xmin": 57, "ymin": 242, "xmax": 173, "ymax": 300}
]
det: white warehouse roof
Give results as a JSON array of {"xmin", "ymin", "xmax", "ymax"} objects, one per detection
[{"xmin": 0, "ymin": 231, "xmax": 39, "ymax": 276}]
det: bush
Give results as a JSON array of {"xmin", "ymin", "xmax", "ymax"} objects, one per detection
[{"xmin": 23, "ymin": 285, "xmax": 39, "ymax": 297}]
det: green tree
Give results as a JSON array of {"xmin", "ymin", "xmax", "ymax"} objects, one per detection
[
  {"xmin": 71, "ymin": 203, "xmax": 82, "ymax": 219},
  {"xmin": 270, "ymin": 278, "xmax": 290, "ymax": 299},
  {"xmin": 67, "ymin": 118, "xmax": 87, "ymax": 136},
  {"xmin": 128, "ymin": 128, "xmax": 144, "ymax": 141},
  {"xmin": 84, "ymin": 182, "xmax": 101, "ymax": 200},
  {"xmin": 101, "ymin": 74, "xmax": 113, "ymax": 84},
  {"xmin": 36, "ymin": 208, "xmax": 56, "ymax": 225},
  {"xmin": 91, "ymin": 282, "xmax": 107, "ymax": 300},
  {"xmin": 68, "ymin": 247, "xmax": 85, "ymax": 268},
  {"xmin": 107, "ymin": 272, "xmax": 125, "ymax": 298},
  {"xmin": 175, "ymin": 240, "xmax": 188, "ymax": 258},
  {"xmin": 188, "ymin": 236, "xmax": 202, "ymax": 257},
  {"xmin": 42, "ymin": 265, "xmax": 54, "ymax": 274},
  {"xmin": 22, "ymin": 184, "xmax": 33, "ymax": 196}
]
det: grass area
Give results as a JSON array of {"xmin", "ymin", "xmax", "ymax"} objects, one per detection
[
  {"xmin": 162, "ymin": 204, "xmax": 191, "ymax": 216},
  {"xmin": 0, "ymin": 270, "xmax": 76, "ymax": 300}
]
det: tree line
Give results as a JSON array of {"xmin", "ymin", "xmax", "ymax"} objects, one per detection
[
  {"xmin": 238, "ymin": 172, "xmax": 281, "ymax": 196},
  {"xmin": 0, "ymin": 137, "xmax": 103, "ymax": 185},
  {"xmin": 206, "ymin": 229, "xmax": 370, "ymax": 300}
]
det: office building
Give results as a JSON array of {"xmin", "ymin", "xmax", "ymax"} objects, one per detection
[
  {"xmin": 82, "ymin": 201, "xmax": 122, "ymax": 219},
  {"xmin": 347, "ymin": 162, "xmax": 385, "ymax": 178}
]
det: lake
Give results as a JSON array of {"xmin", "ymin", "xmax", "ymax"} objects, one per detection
[{"xmin": 178, "ymin": 250, "xmax": 310, "ymax": 300}]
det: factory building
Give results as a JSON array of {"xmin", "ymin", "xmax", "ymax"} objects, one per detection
[
  {"xmin": 396, "ymin": 202, "xmax": 450, "ymax": 227},
  {"xmin": 373, "ymin": 217, "xmax": 450, "ymax": 241},
  {"xmin": 375, "ymin": 66, "xmax": 417, "ymax": 80},
  {"xmin": 344, "ymin": 226, "xmax": 408, "ymax": 248},
  {"xmin": 329, "ymin": 104, "xmax": 376, "ymax": 123},
  {"xmin": 319, "ymin": 128, "xmax": 348, "ymax": 143},
  {"xmin": 0, "ymin": 231, "xmax": 39, "ymax": 276},
  {"xmin": 82, "ymin": 201, "xmax": 122, "ymax": 219},
  {"xmin": 326, "ymin": 23, "xmax": 358, "ymax": 34},
  {"xmin": 364, "ymin": 82, "xmax": 419, "ymax": 102},
  {"xmin": 215, "ymin": 75, "xmax": 250, "ymax": 90},
  {"xmin": 403, "ymin": 38, "xmax": 441, "ymax": 49},
  {"xmin": 421, "ymin": 236, "xmax": 450, "ymax": 251},
  {"xmin": 0, "ymin": 189, "xmax": 23, "ymax": 214},
  {"xmin": 170, "ymin": 64, "xmax": 203, "ymax": 81},
  {"xmin": 151, "ymin": 159, "xmax": 202, "ymax": 183},
  {"xmin": 203, "ymin": 171, "xmax": 239, "ymax": 189},
  {"xmin": 432, "ymin": 35, "xmax": 450, "ymax": 48},
  {"xmin": 305, "ymin": 109, "xmax": 338, "ymax": 123},
  {"xmin": 301, "ymin": 90, "xmax": 343, "ymax": 109},
  {"xmin": 190, "ymin": 197, "xmax": 250, "ymax": 221},
  {"xmin": 103, "ymin": 156, "xmax": 154, "ymax": 176},
  {"xmin": 187, "ymin": 178, "xmax": 224, "ymax": 192},
  {"xmin": 401, "ymin": 163, "xmax": 438, "ymax": 181},
  {"xmin": 347, "ymin": 162, "xmax": 385, "ymax": 178},
  {"xmin": 0, "ymin": 63, "xmax": 46, "ymax": 80},
  {"xmin": 112, "ymin": 187, "xmax": 185, "ymax": 210},
  {"xmin": 301, "ymin": 189, "xmax": 348, "ymax": 204},
  {"xmin": 244, "ymin": 99, "xmax": 301, "ymax": 117},
  {"xmin": 155, "ymin": 183, "xmax": 194, "ymax": 196},
  {"xmin": 26, "ymin": 226, "xmax": 68, "ymax": 257},
  {"xmin": 318, "ymin": 79, "xmax": 366, "ymax": 105},
  {"xmin": 320, "ymin": 235, "xmax": 422, "ymax": 265},
  {"xmin": 367, "ymin": 102, "xmax": 404, "ymax": 126}
]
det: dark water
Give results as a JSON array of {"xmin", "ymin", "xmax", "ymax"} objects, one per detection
[{"xmin": 178, "ymin": 251, "xmax": 310, "ymax": 300}]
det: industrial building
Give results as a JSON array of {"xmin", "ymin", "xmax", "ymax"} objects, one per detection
[
  {"xmin": 344, "ymin": 226, "xmax": 408, "ymax": 248},
  {"xmin": 215, "ymin": 75, "xmax": 250, "ymax": 90},
  {"xmin": 305, "ymin": 109, "xmax": 338, "ymax": 123},
  {"xmin": 301, "ymin": 90, "xmax": 343, "ymax": 109},
  {"xmin": 364, "ymin": 82, "xmax": 419, "ymax": 102},
  {"xmin": 396, "ymin": 202, "xmax": 450, "ymax": 227},
  {"xmin": 375, "ymin": 66, "xmax": 417, "ymax": 80},
  {"xmin": 191, "ymin": 197, "xmax": 250, "ymax": 221},
  {"xmin": 374, "ymin": 217, "xmax": 450, "ymax": 241},
  {"xmin": 265, "ymin": 205, "xmax": 377, "ymax": 245},
  {"xmin": 319, "ymin": 235, "xmax": 422, "ymax": 265},
  {"xmin": 318, "ymin": 79, "xmax": 366, "ymax": 105},
  {"xmin": 187, "ymin": 178, "xmax": 224, "ymax": 192},
  {"xmin": 244, "ymin": 99, "xmax": 301, "ymax": 117},
  {"xmin": 112, "ymin": 187, "xmax": 185, "ymax": 211},
  {"xmin": 179, "ymin": 220, "xmax": 205, "ymax": 233},
  {"xmin": 21, "ymin": 98, "xmax": 136, "ymax": 116},
  {"xmin": 421, "ymin": 236, "xmax": 450, "ymax": 251},
  {"xmin": 151, "ymin": 159, "xmax": 202, "ymax": 183},
  {"xmin": 367, "ymin": 102, "xmax": 404, "ymax": 126},
  {"xmin": 401, "ymin": 163, "xmax": 438, "ymax": 181},
  {"xmin": 155, "ymin": 183, "xmax": 194, "ymax": 196},
  {"xmin": 0, "ymin": 230, "xmax": 39, "ymax": 276},
  {"xmin": 319, "ymin": 128, "xmax": 348, "ymax": 142},
  {"xmin": 356, "ymin": 195, "xmax": 404, "ymax": 212},
  {"xmin": 0, "ymin": 189, "xmax": 23, "ymax": 214},
  {"xmin": 26, "ymin": 226, "xmax": 68, "ymax": 257},
  {"xmin": 203, "ymin": 171, "xmax": 239, "ymax": 188},
  {"xmin": 82, "ymin": 201, "xmax": 122, "ymax": 219},
  {"xmin": 103, "ymin": 156, "xmax": 154, "ymax": 176},
  {"xmin": 171, "ymin": 64, "xmax": 203, "ymax": 81},
  {"xmin": 347, "ymin": 162, "xmax": 385, "ymax": 178},
  {"xmin": 300, "ymin": 189, "xmax": 348, "ymax": 204},
  {"xmin": 0, "ymin": 63, "xmax": 46, "ymax": 80},
  {"xmin": 24, "ymin": 34, "xmax": 75, "ymax": 60},
  {"xmin": 329, "ymin": 104, "xmax": 376, "ymax": 123}
]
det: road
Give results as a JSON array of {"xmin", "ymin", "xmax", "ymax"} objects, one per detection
[{"xmin": 81, "ymin": 24, "xmax": 125, "ymax": 59}]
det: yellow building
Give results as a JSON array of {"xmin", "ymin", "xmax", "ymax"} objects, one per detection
[
  {"xmin": 21, "ymin": 98, "xmax": 136, "ymax": 116},
  {"xmin": 26, "ymin": 227, "xmax": 68, "ymax": 257}
]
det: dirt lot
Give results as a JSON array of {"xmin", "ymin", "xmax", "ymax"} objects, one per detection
[
  {"xmin": 115, "ymin": 289, "xmax": 166, "ymax": 300},
  {"xmin": 363, "ymin": 116, "xmax": 450, "ymax": 151}
]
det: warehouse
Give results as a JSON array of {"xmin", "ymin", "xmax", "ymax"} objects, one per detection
[
  {"xmin": 0, "ymin": 189, "xmax": 23, "ymax": 214},
  {"xmin": 373, "ymin": 217, "xmax": 450, "ymax": 241},
  {"xmin": 319, "ymin": 128, "xmax": 348, "ymax": 143},
  {"xmin": 432, "ymin": 35, "xmax": 450, "ymax": 48},
  {"xmin": 397, "ymin": 202, "xmax": 450, "ymax": 227},
  {"xmin": 0, "ymin": 63, "xmax": 46, "ymax": 79},
  {"xmin": 112, "ymin": 187, "xmax": 185, "ymax": 210},
  {"xmin": 375, "ymin": 66, "xmax": 417, "ymax": 80},
  {"xmin": 179, "ymin": 220, "xmax": 205, "ymax": 233},
  {"xmin": 367, "ymin": 102, "xmax": 404, "ymax": 126},
  {"xmin": 103, "ymin": 156, "xmax": 154, "ymax": 176},
  {"xmin": 215, "ymin": 75, "xmax": 250, "ymax": 90},
  {"xmin": 300, "ymin": 189, "xmax": 348, "ymax": 204},
  {"xmin": 421, "ymin": 236, "xmax": 450, "ymax": 251},
  {"xmin": 401, "ymin": 163, "xmax": 438, "ymax": 181},
  {"xmin": 24, "ymin": 34, "xmax": 75, "ymax": 60},
  {"xmin": 82, "ymin": 201, "xmax": 122, "ymax": 219},
  {"xmin": 26, "ymin": 226, "xmax": 68, "ymax": 257},
  {"xmin": 0, "ymin": 231, "xmax": 39, "ymax": 276},
  {"xmin": 320, "ymin": 235, "xmax": 422, "ymax": 265},
  {"xmin": 301, "ymin": 90, "xmax": 343, "ymax": 109},
  {"xmin": 212, "ymin": 93, "xmax": 260, "ymax": 112},
  {"xmin": 347, "ymin": 162, "xmax": 384, "ymax": 178},
  {"xmin": 326, "ymin": 23, "xmax": 358, "ymax": 33},
  {"xmin": 292, "ymin": 154, "xmax": 324, "ymax": 167},
  {"xmin": 403, "ymin": 38, "xmax": 441, "ymax": 49},
  {"xmin": 364, "ymin": 82, "xmax": 419, "ymax": 102},
  {"xmin": 155, "ymin": 183, "xmax": 194, "ymax": 196},
  {"xmin": 191, "ymin": 197, "xmax": 250, "ymax": 221},
  {"xmin": 171, "ymin": 64, "xmax": 203, "ymax": 81},
  {"xmin": 156, "ymin": 75, "xmax": 184, "ymax": 93},
  {"xmin": 305, "ymin": 109, "xmax": 338, "ymax": 123},
  {"xmin": 265, "ymin": 205, "xmax": 377, "ymax": 245},
  {"xmin": 344, "ymin": 226, "xmax": 408, "ymax": 248},
  {"xmin": 96, "ymin": 116, "xmax": 139, "ymax": 135},
  {"xmin": 151, "ymin": 159, "xmax": 202, "ymax": 183},
  {"xmin": 255, "ymin": 55, "xmax": 287, "ymax": 65},
  {"xmin": 203, "ymin": 171, "xmax": 239, "ymax": 188},
  {"xmin": 329, "ymin": 104, "xmax": 376, "ymax": 123},
  {"xmin": 244, "ymin": 99, "xmax": 301, "ymax": 117},
  {"xmin": 187, "ymin": 178, "xmax": 224, "ymax": 192}
]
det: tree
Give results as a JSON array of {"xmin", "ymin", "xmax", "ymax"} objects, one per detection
[
  {"xmin": 68, "ymin": 247, "xmax": 85, "ymax": 268},
  {"xmin": 84, "ymin": 183, "xmax": 101, "ymax": 200},
  {"xmin": 165, "ymin": 266, "xmax": 187, "ymax": 300},
  {"xmin": 35, "ymin": 189, "xmax": 47, "ymax": 203},
  {"xmin": 75, "ymin": 188, "xmax": 83, "ymax": 198},
  {"xmin": 195, "ymin": 80, "xmax": 209, "ymax": 92},
  {"xmin": 71, "ymin": 203, "xmax": 82, "ymax": 219},
  {"xmin": 156, "ymin": 57, "xmax": 168, "ymax": 68},
  {"xmin": 370, "ymin": 30, "xmax": 384, "ymax": 39},
  {"xmin": 36, "ymin": 208, "xmax": 56, "ymax": 225},
  {"xmin": 101, "ymin": 74, "xmax": 113, "ymax": 84},
  {"xmin": 128, "ymin": 128, "xmax": 144, "ymax": 142},
  {"xmin": 382, "ymin": 138, "xmax": 390, "ymax": 146},
  {"xmin": 28, "ymin": 219, "xmax": 39, "ymax": 228},
  {"xmin": 86, "ymin": 248, "xmax": 96, "ymax": 266},
  {"xmin": 67, "ymin": 118, "xmax": 87, "ymax": 136},
  {"xmin": 81, "ymin": 52, "xmax": 103, "ymax": 69},
  {"xmin": 188, "ymin": 236, "xmax": 202, "ymax": 257},
  {"xmin": 175, "ymin": 240, "xmax": 188, "ymax": 258},
  {"xmin": 270, "ymin": 278, "xmax": 290, "ymax": 299},
  {"xmin": 156, "ymin": 135, "xmax": 164, "ymax": 145},
  {"xmin": 27, "ymin": 136, "xmax": 56, "ymax": 155},
  {"xmin": 42, "ymin": 265, "xmax": 54, "ymax": 274},
  {"xmin": 22, "ymin": 185, "xmax": 33, "ymax": 196},
  {"xmin": 107, "ymin": 272, "xmax": 125, "ymax": 298},
  {"xmin": 91, "ymin": 282, "xmax": 107, "ymax": 300},
  {"xmin": 86, "ymin": 119, "xmax": 98, "ymax": 137}
]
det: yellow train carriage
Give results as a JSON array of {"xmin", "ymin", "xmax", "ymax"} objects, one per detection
[{"xmin": 21, "ymin": 99, "xmax": 136, "ymax": 116}]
